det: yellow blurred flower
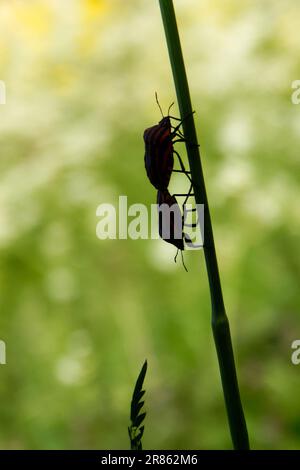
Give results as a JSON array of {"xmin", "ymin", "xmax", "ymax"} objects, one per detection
[
  {"xmin": 277, "ymin": 7, "xmax": 300, "ymax": 52},
  {"xmin": 81, "ymin": 0, "xmax": 108, "ymax": 23},
  {"xmin": 14, "ymin": 1, "xmax": 53, "ymax": 40},
  {"xmin": 78, "ymin": 0, "xmax": 109, "ymax": 57}
]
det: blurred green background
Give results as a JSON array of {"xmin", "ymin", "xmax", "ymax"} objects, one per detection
[{"xmin": 0, "ymin": 0, "xmax": 300, "ymax": 450}]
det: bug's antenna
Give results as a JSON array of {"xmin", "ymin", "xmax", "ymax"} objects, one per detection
[
  {"xmin": 155, "ymin": 92, "xmax": 164, "ymax": 118},
  {"xmin": 167, "ymin": 101, "xmax": 174, "ymax": 116},
  {"xmin": 174, "ymin": 249, "xmax": 179, "ymax": 264}
]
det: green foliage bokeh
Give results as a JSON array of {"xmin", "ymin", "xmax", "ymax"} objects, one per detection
[{"xmin": 0, "ymin": 0, "xmax": 300, "ymax": 449}]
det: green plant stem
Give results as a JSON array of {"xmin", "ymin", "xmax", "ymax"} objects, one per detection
[{"xmin": 158, "ymin": 0, "xmax": 250, "ymax": 450}]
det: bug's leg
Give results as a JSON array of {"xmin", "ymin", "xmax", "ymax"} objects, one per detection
[
  {"xmin": 173, "ymin": 244, "xmax": 188, "ymax": 272},
  {"xmin": 172, "ymin": 123, "xmax": 200, "ymax": 148},
  {"xmin": 181, "ymin": 188, "xmax": 196, "ymax": 249},
  {"xmin": 172, "ymin": 128, "xmax": 195, "ymax": 143},
  {"xmin": 183, "ymin": 200, "xmax": 203, "ymax": 230},
  {"xmin": 173, "ymin": 193, "xmax": 195, "ymax": 197},
  {"xmin": 184, "ymin": 230, "xmax": 204, "ymax": 249},
  {"xmin": 171, "ymin": 132, "xmax": 186, "ymax": 141},
  {"xmin": 174, "ymin": 150, "xmax": 187, "ymax": 172},
  {"xmin": 173, "ymin": 158, "xmax": 192, "ymax": 176},
  {"xmin": 171, "ymin": 126, "xmax": 185, "ymax": 139},
  {"xmin": 180, "ymin": 250, "xmax": 188, "ymax": 272},
  {"xmin": 183, "ymin": 183, "xmax": 193, "ymax": 205},
  {"xmin": 172, "ymin": 169, "xmax": 191, "ymax": 174},
  {"xmin": 170, "ymin": 110, "xmax": 196, "ymax": 138},
  {"xmin": 171, "ymin": 116, "xmax": 192, "ymax": 137},
  {"xmin": 169, "ymin": 110, "xmax": 195, "ymax": 124},
  {"xmin": 171, "ymin": 121, "xmax": 185, "ymax": 136},
  {"xmin": 173, "ymin": 138, "xmax": 200, "ymax": 149},
  {"xmin": 173, "ymin": 187, "xmax": 195, "ymax": 207},
  {"xmin": 184, "ymin": 220, "xmax": 198, "ymax": 228},
  {"xmin": 179, "ymin": 214, "xmax": 188, "ymax": 272},
  {"xmin": 183, "ymin": 189, "xmax": 199, "ymax": 225},
  {"xmin": 183, "ymin": 203, "xmax": 198, "ymax": 225},
  {"xmin": 171, "ymin": 122, "xmax": 184, "ymax": 130},
  {"xmin": 169, "ymin": 116, "xmax": 182, "ymax": 122},
  {"xmin": 172, "ymin": 172, "xmax": 194, "ymax": 204},
  {"xmin": 173, "ymin": 152, "xmax": 197, "ymax": 202},
  {"xmin": 182, "ymin": 201, "xmax": 203, "ymax": 250},
  {"xmin": 173, "ymin": 151, "xmax": 193, "ymax": 183},
  {"xmin": 172, "ymin": 135, "xmax": 188, "ymax": 144},
  {"xmin": 174, "ymin": 140, "xmax": 200, "ymax": 150}
]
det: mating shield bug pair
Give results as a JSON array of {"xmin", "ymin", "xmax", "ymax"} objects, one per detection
[{"xmin": 143, "ymin": 94, "xmax": 197, "ymax": 270}]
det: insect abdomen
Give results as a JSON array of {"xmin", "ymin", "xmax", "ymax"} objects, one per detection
[
  {"xmin": 157, "ymin": 189, "xmax": 184, "ymax": 251},
  {"xmin": 144, "ymin": 120, "xmax": 173, "ymax": 190}
]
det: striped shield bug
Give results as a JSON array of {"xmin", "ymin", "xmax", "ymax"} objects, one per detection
[
  {"xmin": 157, "ymin": 188, "xmax": 197, "ymax": 271},
  {"xmin": 144, "ymin": 94, "xmax": 190, "ymax": 191},
  {"xmin": 144, "ymin": 94, "xmax": 198, "ymax": 270},
  {"xmin": 157, "ymin": 189, "xmax": 184, "ymax": 251}
]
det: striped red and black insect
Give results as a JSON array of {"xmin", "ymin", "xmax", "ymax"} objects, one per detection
[
  {"xmin": 157, "ymin": 188, "xmax": 197, "ymax": 271},
  {"xmin": 144, "ymin": 94, "xmax": 197, "ymax": 269},
  {"xmin": 144, "ymin": 93, "xmax": 189, "ymax": 191}
]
